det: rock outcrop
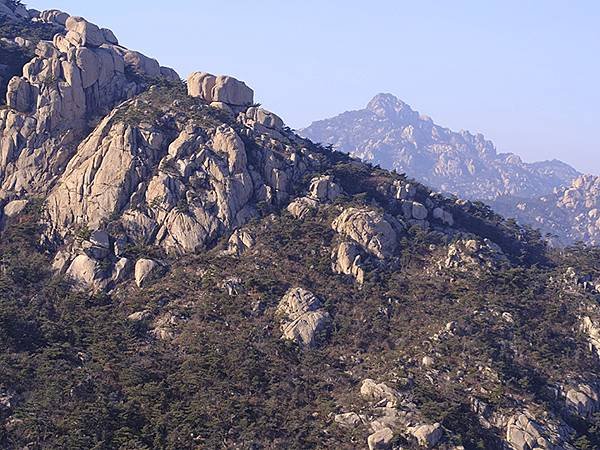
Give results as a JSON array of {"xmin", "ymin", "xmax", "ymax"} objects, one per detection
[
  {"xmin": 332, "ymin": 241, "xmax": 365, "ymax": 284},
  {"xmin": 441, "ymin": 238, "xmax": 508, "ymax": 273},
  {"xmin": 276, "ymin": 287, "xmax": 330, "ymax": 347},
  {"xmin": 187, "ymin": 71, "xmax": 254, "ymax": 106},
  {"xmin": 0, "ymin": 11, "xmax": 173, "ymax": 198},
  {"xmin": 331, "ymin": 207, "xmax": 398, "ymax": 259},
  {"xmin": 134, "ymin": 258, "xmax": 158, "ymax": 287},
  {"xmin": 360, "ymin": 379, "xmax": 402, "ymax": 408}
]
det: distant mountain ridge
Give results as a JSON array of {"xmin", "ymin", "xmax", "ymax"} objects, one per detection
[{"xmin": 301, "ymin": 93, "xmax": 581, "ymax": 201}]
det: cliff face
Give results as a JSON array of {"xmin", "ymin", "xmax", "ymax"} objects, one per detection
[{"xmin": 2, "ymin": 4, "xmax": 600, "ymax": 450}]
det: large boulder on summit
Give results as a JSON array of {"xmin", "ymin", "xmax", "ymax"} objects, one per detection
[
  {"xmin": 121, "ymin": 50, "xmax": 161, "ymax": 78},
  {"xmin": 276, "ymin": 288, "xmax": 330, "ymax": 347},
  {"xmin": 65, "ymin": 16, "xmax": 106, "ymax": 47},
  {"xmin": 332, "ymin": 208, "xmax": 398, "ymax": 259},
  {"xmin": 187, "ymin": 71, "xmax": 254, "ymax": 106},
  {"xmin": 39, "ymin": 9, "xmax": 69, "ymax": 25}
]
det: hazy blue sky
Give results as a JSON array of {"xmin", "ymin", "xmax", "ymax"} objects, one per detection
[{"xmin": 28, "ymin": 0, "xmax": 600, "ymax": 174}]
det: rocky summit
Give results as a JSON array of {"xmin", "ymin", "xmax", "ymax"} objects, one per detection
[
  {"xmin": 301, "ymin": 93, "xmax": 600, "ymax": 245},
  {"xmin": 2, "ymin": 2, "xmax": 600, "ymax": 450}
]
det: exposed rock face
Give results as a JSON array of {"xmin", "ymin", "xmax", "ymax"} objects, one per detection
[
  {"xmin": 44, "ymin": 97, "xmax": 310, "ymax": 254},
  {"xmin": 2, "ymin": 198, "xmax": 28, "ymax": 218},
  {"xmin": 367, "ymin": 427, "xmax": 394, "ymax": 450},
  {"xmin": 308, "ymin": 175, "xmax": 342, "ymax": 202},
  {"xmin": 360, "ymin": 379, "xmax": 401, "ymax": 408},
  {"xmin": 245, "ymin": 106, "xmax": 283, "ymax": 130},
  {"xmin": 0, "ymin": 12, "xmax": 171, "ymax": 198},
  {"xmin": 332, "ymin": 241, "xmax": 365, "ymax": 284},
  {"xmin": 334, "ymin": 412, "xmax": 365, "ymax": 428},
  {"xmin": 286, "ymin": 196, "xmax": 318, "ymax": 219},
  {"xmin": 407, "ymin": 423, "xmax": 443, "ymax": 448},
  {"xmin": 332, "ymin": 208, "xmax": 398, "ymax": 259},
  {"xmin": 187, "ymin": 72, "xmax": 254, "ymax": 106},
  {"xmin": 65, "ymin": 253, "xmax": 101, "ymax": 290},
  {"xmin": 302, "ymin": 93, "xmax": 580, "ymax": 202},
  {"xmin": 505, "ymin": 411, "xmax": 574, "ymax": 450},
  {"xmin": 581, "ymin": 316, "xmax": 600, "ymax": 358},
  {"xmin": 442, "ymin": 238, "xmax": 508, "ymax": 272},
  {"xmin": 65, "ymin": 16, "xmax": 106, "ymax": 47},
  {"xmin": 134, "ymin": 258, "xmax": 158, "ymax": 287},
  {"xmin": 493, "ymin": 174, "xmax": 600, "ymax": 246},
  {"xmin": 276, "ymin": 287, "xmax": 330, "ymax": 347},
  {"xmin": 565, "ymin": 384, "xmax": 600, "ymax": 418},
  {"xmin": 226, "ymin": 229, "xmax": 255, "ymax": 256}
]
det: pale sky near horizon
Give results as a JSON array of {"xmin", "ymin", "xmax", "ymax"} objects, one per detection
[{"xmin": 26, "ymin": 0, "xmax": 600, "ymax": 174}]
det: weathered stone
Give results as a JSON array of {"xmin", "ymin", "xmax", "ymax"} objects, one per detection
[
  {"xmin": 65, "ymin": 16, "xmax": 106, "ymax": 48},
  {"xmin": 433, "ymin": 207, "xmax": 454, "ymax": 226},
  {"xmin": 122, "ymin": 50, "xmax": 161, "ymax": 78},
  {"xmin": 127, "ymin": 310, "xmax": 151, "ymax": 322},
  {"xmin": 360, "ymin": 379, "xmax": 401, "ymax": 407},
  {"xmin": 246, "ymin": 106, "xmax": 284, "ymax": 130},
  {"xmin": 159, "ymin": 66, "xmax": 180, "ymax": 81},
  {"xmin": 332, "ymin": 241, "xmax": 365, "ymax": 284},
  {"xmin": 39, "ymin": 9, "xmax": 69, "ymax": 26},
  {"xmin": 6, "ymin": 76, "xmax": 32, "ymax": 112},
  {"xmin": 582, "ymin": 316, "xmax": 600, "ymax": 358},
  {"xmin": 367, "ymin": 427, "xmax": 394, "ymax": 450},
  {"xmin": 134, "ymin": 258, "xmax": 158, "ymax": 287},
  {"xmin": 407, "ymin": 423, "xmax": 443, "ymax": 448},
  {"xmin": 89, "ymin": 230, "xmax": 110, "ymax": 249},
  {"xmin": 188, "ymin": 71, "xmax": 254, "ymax": 106},
  {"xmin": 308, "ymin": 175, "xmax": 342, "ymax": 202},
  {"xmin": 102, "ymin": 28, "xmax": 118, "ymax": 45},
  {"xmin": 3, "ymin": 199, "xmax": 29, "ymax": 218},
  {"xmin": 565, "ymin": 384, "xmax": 600, "ymax": 418},
  {"xmin": 334, "ymin": 412, "xmax": 365, "ymax": 428},
  {"xmin": 332, "ymin": 208, "xmax": 398, "ymax": 259},
  {"xmin": 287, "ymin": 197, "xmax": 319, "ymax": 219},
  {"xmin": 227, "ymin": 229, "xmax": 255, "ymax": 255},
  {"xmin": 66, "ymin": 254, "xmax": 101, "ymax": 289},
  {"xmin": 276, "ymin": 287, "xmax": 330, "ymax": 347},
  {"xmin": 442, "ymin": 238, "xmax": 507, "ymax": 272}
]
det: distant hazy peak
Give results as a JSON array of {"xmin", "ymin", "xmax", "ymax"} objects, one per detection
[{"xmin": 366, "ymin": 93, "xmax": 419, "ymax": 122}]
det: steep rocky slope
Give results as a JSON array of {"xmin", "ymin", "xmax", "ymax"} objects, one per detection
[
  {"xmin": 2, "ymin": 3, "xmax": 600, "ymax": 450},
  {"xmin": 493, "ymin": 175, "xmax": 600, "ymax": 246}
]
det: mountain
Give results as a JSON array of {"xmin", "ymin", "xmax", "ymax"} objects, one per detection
[
  {"xmin": 300, "ymin": 94, "xmax": 600, "ymax": 246},
  {"xmin": 2, "ymin": 3, "xmax": 600, "ymax": 450},
  {"xmin": 301, "ymin": 93, "xmax": 581, "ymax": 202},
  {"xmin": 493, "ymin": 174, "xmax": 600, "ymax": 246}
]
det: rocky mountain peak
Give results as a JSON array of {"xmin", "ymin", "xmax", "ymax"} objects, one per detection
[{"xmin": 366, "ymin": 92, "xmax": 419, "ymax": 123}]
